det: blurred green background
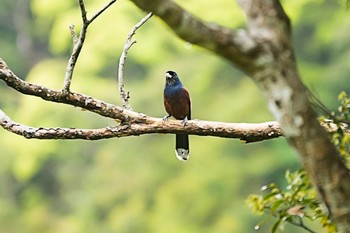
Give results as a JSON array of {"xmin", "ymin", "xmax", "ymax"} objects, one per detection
[{"xmin": 1, "ymin": 0, "xmax": 350, "ymax": 232}]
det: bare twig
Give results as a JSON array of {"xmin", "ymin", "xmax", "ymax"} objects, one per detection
[
  {"xmin": 69, "ymin": 25, "xmax": 78, "ymax": 44},
  {"xmin": 118, "ymin": 12, "xmax": 153, "ymax": 110},
  {"xmin": 62, "ymin": 0, "xmax": 117, "ymax": 95},
  {"xmin": 289, "ymin": 218, "xmax": 316, "ymax": 233},
  {"xmin": 88, "ymin": 0, "xmax": 117, "ymax": 23},
  {"xmin": 78, "ymin": 0, "xmax": 88, "ymax": 23}
]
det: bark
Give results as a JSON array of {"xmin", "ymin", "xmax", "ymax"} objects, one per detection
[
  {"xmin": 0, "ymin": 108, "xmax": 281, "ymax": 141},
  {"xmin": 129, "ymin": 0, "xmax": 350, "ymax": 230},
  {"xmin": 129, "ymin": 0, "xmax": 259, "ymax": 74},
  {"xmin": 0, "ymin": 59, "xmax": 281, "ymax": 142},
  {"xmin": 239, "ymin": 1, "xmax": 350, "ymax": 229}
]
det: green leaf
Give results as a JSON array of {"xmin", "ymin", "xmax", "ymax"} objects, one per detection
[
  {"xmin": 338, "ymin": 91, "xmax": 347, "ymax": 101},
  {"xmin": 270, "ymin": 199, "xmax": 285, "ymax": 213}
]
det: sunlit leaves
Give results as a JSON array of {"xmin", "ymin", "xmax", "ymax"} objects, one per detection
[
  {"xmin": 324, "ymin": 91, "xmax": 350, "ymax": 161},
  {"xmin": 246, "ymin": 91, "xmax": 350, "ymax": 232},
  {"xmin": 246, "ymin": 169, "xmax": 336, "ymax": 232}
]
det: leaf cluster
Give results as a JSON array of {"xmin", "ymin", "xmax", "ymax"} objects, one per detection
[
  {"xmin": 247, "ymin": 169, "xmax": 336, "ymax": 233},
  {"xmin": 246, "ymin": 91, "xmax": 350, "ymax": 232},
  {"xmin": 325, "ymin": 92, "xmax": 350, "ymax": 161}
]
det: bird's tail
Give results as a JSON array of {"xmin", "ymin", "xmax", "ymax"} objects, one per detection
[{"xmin": 175, "ymin": 133, "xmax": 190, "ymax": 161}]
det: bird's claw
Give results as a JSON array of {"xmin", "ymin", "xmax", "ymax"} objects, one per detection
[
  {"xmin": 163, "ymin": 115, "xmax": 171, "ymax": 122},
  {"xmin": 182, "ymin": 116, "xmax": 188, "ymax": 126}
]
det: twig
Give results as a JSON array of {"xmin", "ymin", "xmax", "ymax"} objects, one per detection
[
  {"xmin": 62, "ymin": 0, "xmax": 117, "ymax": 95},
  {"xmin": 69, "ymin": 25, "xmax": 78, "ymax": 44},
  {"xmin": 118, "ymin": 12, "xmax": 153, "ymax": 110},
  {"xmin": 78, "ymin": 0, "xmax": 88, "ymax": 23},
  {"xmin": 88, "ymin": 0, "xmax": 117, "ymax": 23},
  {"xmin": 289, "ymin": 217, "xmax": 316, "ymax": 233}
]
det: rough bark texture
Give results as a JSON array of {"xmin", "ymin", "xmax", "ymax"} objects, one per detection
[
  {"xmin": 0, "ymin": 59, "xmax": 282, "ymax": 142},
  {"xmin": 239, "ymin": 1, "xmax": 350, "ymax": 229},
  {"xmin": 129, "ymin": 0, "xmax": 350, "ymax": 230},
  {"xmin": 0, "ymin": 107, "xmax": 281, "ymax": 141},
  {"xmin": 129, "ymin": 0, "xmax": 259, "ymax": 74}
]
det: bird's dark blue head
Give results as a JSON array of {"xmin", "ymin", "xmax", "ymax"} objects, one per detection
[{"xmin": 165, "ymin": 70, "xmax": 182, "ymax": 87}]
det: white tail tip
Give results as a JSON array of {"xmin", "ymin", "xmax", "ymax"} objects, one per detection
[{"xmin": 175, "ymin": 149, "xmax": 190, "ymax": 161}]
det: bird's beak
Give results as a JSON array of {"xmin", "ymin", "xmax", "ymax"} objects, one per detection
[{"xmin": 165, "ymin": 73, "xmax": 172, "ymax": 79}]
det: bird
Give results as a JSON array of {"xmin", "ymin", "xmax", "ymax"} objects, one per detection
[{"xmin": 163, "ymin": 70, "xmax": 191, "ymax": 161}]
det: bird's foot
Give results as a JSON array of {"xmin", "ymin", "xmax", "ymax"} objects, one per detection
[
  {"xmin": 181, "ymin": 116, "xmax": 188, "ymax": 126},
  {"xmin": 163, "ymin": 115, "xmax": 171, "ymax": 122}
]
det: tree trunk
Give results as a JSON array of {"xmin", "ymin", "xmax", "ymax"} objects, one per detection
[{"xmin": 129, "ymin": 0, "xmax": 350, "ymax": 230}]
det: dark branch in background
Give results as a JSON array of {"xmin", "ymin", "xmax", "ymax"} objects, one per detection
[
  {"xmin": 62, "ymin": 0, "xmax": 117, "ymax": 95},
  {"xmin": 129, "ymin": 0, "xmax": 259, "ymax": 74},
  {"xmin": 290, "ymin": 218, "xmax": 316, "ymax": 233},
  {"xmin": 87, "ymin": 0, "xmax": 116, "ymax": 22},
  {"xmin": 118, "ymin": 12, "xmax": 153, "ymax": 110}
]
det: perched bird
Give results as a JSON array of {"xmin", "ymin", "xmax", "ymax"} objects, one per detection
[{"xmin": 163, "ymin": 71, "xmax": 191, "ymax": 161}]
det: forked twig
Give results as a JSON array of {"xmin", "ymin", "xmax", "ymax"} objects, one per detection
[
  {"xmin": 118, "ymin": 12, "xmax": 153, "ymax": 110},
  {"xmin": 62, "ymin": 0, "xmax": 117, "ymax": 95}
]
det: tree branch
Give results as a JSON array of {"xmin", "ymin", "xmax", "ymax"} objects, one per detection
[
  {"xmin": 0, "ymin": 58, "xmax": 131, "ymax": 122},
  {"xmin": 0, "ymin": 108, "xmax": 282, "ymax": 142},
  {"xmin": 0, "ymin": 57, "xmax": 344, "ymax": 144},
  {"xmin": 239, "ymin": 0, "xmax": 350, "ymax": 230},
  {"xmin": 62, "ymin": 0, "xmax": 117, "ymax": 95},
  {"xmin": 0, "ymin": 57, "xmax": 282, "ymax": 142},
  {"xmin": 3, "ymin": 0, "xmax": 350, "ymax": 229},
  {"xmin": 129, "ymin": 0, "xmax": 259, "ymax": 74},
  {"xmin": 87, "ymin": 0, "xmax": 117, "ymax": 24},
  {"xmin": 118, "ymin": 12, "xmax": 153, "ymax": 110},
  {"xmin": 128, "ymin": 0, "xmax": 350, "ymax": 230}
]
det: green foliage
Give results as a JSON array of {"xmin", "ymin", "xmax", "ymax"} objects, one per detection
[
  {"xmin": 246, "ymin": 169, "xmax": 336, "ymax": 233},
  {"xmin": 1, "ymin": 0, "xmax": 350, "ymax": 233},
  {"xmin": 344, "ymin": 0, "xmax": 350, "ymax": 9},
  {"xmin": 328, "ymin": 91, "xmax": 350, "ymax": 159},
  {"xmin": 247, "ymin": 92, "xmax": 350, "ymax": 232}
]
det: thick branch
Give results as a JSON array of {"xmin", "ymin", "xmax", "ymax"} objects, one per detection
[
  {"xmin": 239, "ymin": 0, "xmax": 350, "ymax": 230},
  {"xmin": 0, "ymin": 58, "xmax": 344, "ymax": 143},
  {"xmin": 129, "ymin": 0, "xmax": 259, "ymax": 74},
  {"xmin": 129, "ymin": 0, "xmax": 350, "ymax": 230},
  {"xmin": 0, "ymin": 109, "xmax": 281, "ymax": 142},
  {"xmin": 0, "ymin": 59, "xmax": 136, "ymax": 122},
  {"xmin": 0, "ymin": 58, "xmax": 282, "ymax": 142}
]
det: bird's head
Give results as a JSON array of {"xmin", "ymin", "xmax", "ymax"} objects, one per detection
[{"xmin": 165, "ymin": 70, "xmax": 181, "ymax": 86}]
